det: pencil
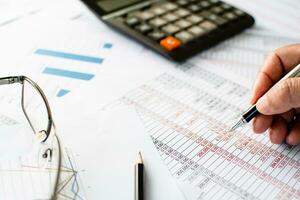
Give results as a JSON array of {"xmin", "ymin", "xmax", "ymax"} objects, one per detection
[{"xmin": 135, "ymin": 151, "xmax": 144, "ymax": 200}]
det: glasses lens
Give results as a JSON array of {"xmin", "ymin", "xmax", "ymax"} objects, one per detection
[
  {"xmin": 0, "ymin": 82, "xmax": 33, "ymax": 158},
  {"xmin": 0, "ymin": 78, "xmax": 62, "ymax": 199}
]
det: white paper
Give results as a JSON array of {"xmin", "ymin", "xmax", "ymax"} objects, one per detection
[
  {"xmin": 55, "ymin": 104, "xmax": 185, "ymax": 200},
  {"xmin": 101, "ymin": 65, "xmax": 300, "ymax": 199}
]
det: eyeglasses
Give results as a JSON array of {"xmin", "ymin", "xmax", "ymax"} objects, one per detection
[{"xmin": 0, "ymin": 76, "xmax": 61, "ymax": 200}]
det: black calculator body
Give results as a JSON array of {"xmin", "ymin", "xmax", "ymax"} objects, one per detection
[{"xmin": 81, "ymin": 0, "xmax": 255, "ymax": 62}]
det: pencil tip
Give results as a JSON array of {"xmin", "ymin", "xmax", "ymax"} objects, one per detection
[{"xmin": 137, "ymin": 151, "xmax": 143, "ymax": 164}]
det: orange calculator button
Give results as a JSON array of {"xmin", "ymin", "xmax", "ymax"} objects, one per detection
[{"xmin": 160, "ymin": 36, "xmax": 181, "ymax": 51}]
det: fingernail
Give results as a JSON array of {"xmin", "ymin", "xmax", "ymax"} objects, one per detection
[
  {"xmin": 286, "ymin": 135, "xmax": 295, "ymax": 145},
  {"xmin": 268, "ymin": 129, "xmax": 275, "ymax": 143},
  {"xmin": 252, "ymin": 118, "xmax": 257, "ymax": 133},
  {"xmin": 286, "ymin": 136, "xmax": 292, "ymax": 145}
]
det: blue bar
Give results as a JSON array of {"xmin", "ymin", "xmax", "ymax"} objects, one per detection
[
  {"xmin": 43, "ymin": 67, "xmax": 94, "ymax": 80},
  {"xmin": 35, "ymin": 49, "xmax": 103, "ymax": 64},
  {"xmin": 103, "ymin": 43, "xmax": 113, "ymax": 49},
  {"xmin": 57, "ymin": 89, "xmax": 70, "ymax": 97}
]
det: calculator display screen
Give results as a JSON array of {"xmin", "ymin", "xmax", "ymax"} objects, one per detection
[{"xmin": 95, "ymin": 0, "xmax": 144, "ymax": 13}]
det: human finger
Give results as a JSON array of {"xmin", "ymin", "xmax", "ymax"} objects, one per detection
[
  {"xmin": 286, "ymin": 117, "xmax": 300, "ymax": 145},
  {"xmin": 256, "ymin": 78, "xmax": 300, "ymax": 115},
  {"xmin": 268, "ymin": 116, "xmax": 288, "ymax": 144},
  {"xmin": 252, "ymin": 114, "xmax": 272, "ymax": 133},
  {"xmin": 250, "ymin": 44, "xmax": 300, "ymax": 104}
]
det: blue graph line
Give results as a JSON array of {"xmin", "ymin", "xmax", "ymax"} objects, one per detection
[
  {"xmin": 35, "ymin": 49, "xmax": 103, "ymax": 64},
  {"xmin": 43, "ymin": 67, "xmax": 95, "ymax": 80},
  {"xmin": 57, "ymin": 89, "xmax": 70, "ymax": 97}
]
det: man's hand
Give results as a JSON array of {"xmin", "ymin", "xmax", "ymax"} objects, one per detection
[{"xmin": 251, "ymin": 44, "xmax": 300, "ymax": 145}]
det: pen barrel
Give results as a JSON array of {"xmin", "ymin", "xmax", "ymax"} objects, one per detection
[
  {"xmin": 135, "ymin": 164, "xmax": 144, "ymax": 200},
  {"xmin": 242, "ymin": 105, "xmax": 259, "ymax": 122}
]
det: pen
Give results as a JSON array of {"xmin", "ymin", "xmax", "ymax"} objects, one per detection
[
  {"xmin": 135, "ymin": 152, "xmax": 144, "ymax": 200},
  {"xmin": 230, "ymin": 63, "xmax": 300, "ymax": 131}
]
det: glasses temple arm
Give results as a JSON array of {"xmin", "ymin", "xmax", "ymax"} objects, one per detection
[{"xmin": 0, "ymin": 76, "xmax": 23, "ymax": 85}]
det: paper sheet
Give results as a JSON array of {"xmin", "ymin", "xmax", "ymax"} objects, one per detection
[
  {"xmin": 0, "ymin": 0, "xmax": 300, "ymax": 199},
  {"xmin": 55, "ymin": 104, "xmax": 185, "ymax": 200},
  {"xmin": 102, "ymin": 65, "xmax": 300, "ymax": 200},
  {"xmin": 0, "ymin": 92, "xmax": 86, "ymax": 199}
]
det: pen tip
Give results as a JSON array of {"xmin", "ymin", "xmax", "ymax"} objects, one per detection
[
  {"xmin": 228, "ymin": 119, "xmax": 245, "ymax": 132},
  {"xmin": 228, "ymin": 127, "xmax": 235, "ymax": 132}
]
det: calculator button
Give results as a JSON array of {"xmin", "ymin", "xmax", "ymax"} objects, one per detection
[
  {"xmin": 160, "ymin": 36, "xmax": 181, "ymax": 51},
  {"xmin": 210, "ymin": 6, "xmax": 224, "ymax": 14},
  {"xmin": 161, "ymin": 24, "xmax": 181, "ymax": 34},
  {"xmin": 149, "ymin": 17, "xmax": 168, "ymax": 27},
  {"xmin": 198, "ymin": 1, "xmax": 211, "ymax": 9},
  {"xmin": 220, "ymin": 3, "xmax": 232, "ymax": 10},
  {"xmin": 199, "ymin": 21, "xmax": 217, "ymax": 32},
  {"xmin": 200, "ymin": 11, "xmax": 227, "ymax": 26},
  {"xmin": 209, "ymin": 0, "xmax": 220, "ymax": 4},
  {"xmin": 186, "ymin": 14, "xmax": 204, "ymax": 24},
  {"xmin": 173, "ymin": 8, "xmax": 191, "ymax": 17},
  {"xmin": 223, "ymin": 12, "xmax": 237, "ymax": 21},
  {"xmin": 187, "ymin": 4, "xmax": 201, "ymax": 12},
  {"xmin": 162, "ymin": 13, "xmax": 179, "ymax": 22},
  {"xmin": 175, "ymin": 31, "xmax": 194, "ymax": 43},
  {"xmin": 199, "ymin": 10, "xmax": 213, "ymax": 19},
  {"xmin": 125, "ymin": 17, "xmax": 140, "ymax": 27},
  {"xmin": 148, "ymin": 31, "xmax": 166, "ymax": 41},
  {"xmin": 176, "ymin": 0, "xmax": 189, "ymax": 6},
  {"xmin": 135, "ymin": 23, "xmax": 153, "ymax": 33},
  {"xmin": 207, "ymin": 14, "xmax": 227, "ymax": 26},
  {"xmin": 137, "ymin": 11, "xmax": 155, "ymax": 20},
  {"xmin": 234, "ymin": 9, "xmax": 246, "ymax": 16},
  {"xmin": 150, "ymin": 7, "xmax": 167, "ymax": 16},
  {"xmin": 175, "ymin": 19, "xmax": 192, "ymax": 29},
  {"xmin": 162, "ymin": 2, "xmax": 178, "ymax": 11},
  {"xmin": 187, "ymin": 26, "xmax": 206, "ymax": 37}
]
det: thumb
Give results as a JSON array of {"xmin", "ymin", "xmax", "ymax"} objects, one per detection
[{"xmin": 256, "ymin": 77, "xmax": 300, "ymax": 115}]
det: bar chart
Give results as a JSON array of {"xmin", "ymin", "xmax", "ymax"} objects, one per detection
[{"xmin": 33, "ymin": 42, "xmax": 113, "ymax": 98}]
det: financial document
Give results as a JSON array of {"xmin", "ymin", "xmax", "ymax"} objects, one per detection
[
  {"xmin": 111, "ymin": 65, "xmax": 300, "ymax": 200},
  {"xmin": 53, "ymin": 16, "xmax": 300, "ymax": 199},
  {"xmin": 189, "ymin": 29, "xmax": 299, "ymax": 86},
  {"xmin": 1, "ymin": 0, "xmax": 300, "ymax": 199}
]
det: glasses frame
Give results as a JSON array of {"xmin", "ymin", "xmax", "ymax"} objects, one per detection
[{"xmin": 0, "ymin": 75, "xmax": 61, "ymax": 200}]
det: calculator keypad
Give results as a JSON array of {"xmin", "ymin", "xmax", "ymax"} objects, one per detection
[{"xmin": 120, "ymin": 0, "xmax": 253, "ymax": 53}]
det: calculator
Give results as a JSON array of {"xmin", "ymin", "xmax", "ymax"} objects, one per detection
[{"xmin": 81, "ymin": 0, "xmax": 255, "ymax": 62}]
